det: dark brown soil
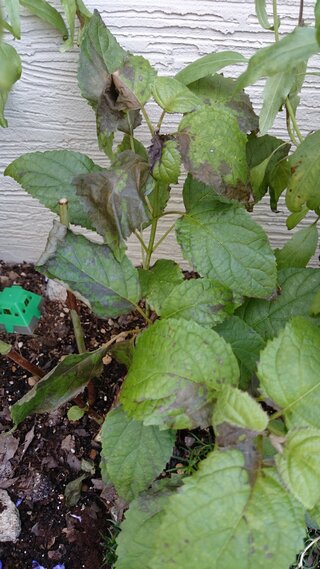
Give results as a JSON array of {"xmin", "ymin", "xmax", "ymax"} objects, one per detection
[{"xmin": 0, "ymin": 261, "xmax": 144, "ymax": 569}]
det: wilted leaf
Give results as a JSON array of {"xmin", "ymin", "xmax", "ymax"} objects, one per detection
[
  {"xmin": 152, "ymin": 139, "xmax": 181, "ymax": 185},
  {"xmin": 5, "ymin": 150, "xmax": 102, "ymax": 229},
  {"xmin": 113, "ymin": 54, "xmax": 157, "ymax": 109},
  {"xmin": 138, "ymin": 260, "xmax": 183, "ymax": 314},
  {"xmin": 269, "ymin": 159, "xmax": 291, "ymax": 210},
  {"xmin": 275, "ymin": 224, "xmax": 318, "ymax": 269},
  {"xmin": 176, "ymin": 51, "xmax": 246, "ymax": 85},
  {"xmin": 150, "ymin": 450, "xmax": 305, "ymax": 569},
  {"xmin": 65, "ymin": 474, "xmax": 86, "ymax": 506},
  {"xmin": 258, "ymin": 317, "xmax": 320, "ymax": 429},
  {"xmin": 11, "ymin": 346, "xmax": 107, "ymax": 425},
  {"xmin": 74, "ymin": 150, "xmax": 150, "ymax": 255},
  {"xmin": 153, "ymin": 76, "xmax": 201, "ymax": 113},
  {"xmin": 237, "ymin": 268, "xmax": 320, "ymax": 339},
  {"xmin": 117, "ymin": 135, "xmax": 148, "ymax": 161},
  {"xmin": 212, "ymin": 386, "xmax": 268, "ymax": 432},
  {"xmin": 20, "ymin": 0, "xmax": 68, "ymax": 38},
  {"xmin": 109, "ymin": 340, "xmax": 134, "ymax": 368},
  {"xmin": 121, "ymin": 319, "xmax": 239, "ymax": 430},
  {"xmin": 100, "ymin": 406, "xmax": 175, "ymax": 501},
  {"xmin": 176, "ymin": 194, "xmax": 277, "ymax": 298},
  {"xmin": 37, "ymin": 222, "xmax": 141, "ymax": 319},
  {"xmin": 286, "ymin": 130, "xmax": 320, "ymax": 213}
]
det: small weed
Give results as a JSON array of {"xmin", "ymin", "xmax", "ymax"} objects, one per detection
[
  {"xmin": 292, "ymin": 530, "xmax": 320, "ymax": 569},
  {"xmin": 101, "ymin": 521, "xmax": 121, "ymax": 568}
]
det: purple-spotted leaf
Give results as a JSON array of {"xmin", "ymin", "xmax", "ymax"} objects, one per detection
[
  {"xmin": 11, "ymin": 346, "xmax": 107, "ymax": 426},
  {"xmin": 138, "ymin": 260, "xmax": 184, "ymax": 314},
  {"xmin": 286, "ymin": 131, "xmax": 320, "ymax": 213},
  {"xmin": 152, "ymin": 139, "xmax": 181, "ymax": 185},
  {"xmin": 153, "ymin": 76, "xmax": 201, "ymax": 113},
  {"xmin": 74, "ymin": 150, "xmax": 150, "ymax": 255},
  {"xmin": 112, "ymin": 54, "xmax": 157, "ymax": 109},
  {"xmin": 37, "ymin": 222, "xmax": 140, "ymax": 319}
]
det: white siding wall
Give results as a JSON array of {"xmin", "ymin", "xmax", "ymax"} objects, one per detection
[{"xmin": 1, "ymin": 0, "xmax": 319, "ymax": 264}]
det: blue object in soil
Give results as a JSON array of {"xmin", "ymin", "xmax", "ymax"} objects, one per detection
[{"xmin": 0, "ymin": 285, "xmax": 43, "ymax": 334}]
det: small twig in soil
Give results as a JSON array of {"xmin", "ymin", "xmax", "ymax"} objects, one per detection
[{"xmin": 6, "ymin": 348, "xmax": 45, "ymax": 378}]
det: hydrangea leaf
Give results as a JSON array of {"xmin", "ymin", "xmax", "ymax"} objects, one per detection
[
  {"xmin": 11, "ymin": 347, "xmax": 106, "ymax": 426},
  {"xmin": 159, "ymin": 278, "xmax": 238, "ymax": 327},
  {"xmin": 150, "ymin": 450, "xmax": 305, "ymax": 569},
  {"xmin": 178, "ymin": 106, "xmax": 249, "ymax": 199},
  {"xmin": 215, "ymin": 316, "xmax": 266, "ymax": 389},
  {"xmin": 37, "ymin": 222, "xmax": 140, "ymax": 319},
  {"xmin": 275, "ymin": 224, "xmax": 318, "ymax": 269},
  {"xmin": 138, "ymin": 260, "xmax": 183, "ymax": 314},
  {"xmin": 5, "ymin": 150, "xmax": 102, "ymax": 230},
  {"xmin": 121, "ymin": 319, "xmax": 239, "ymax": 430},
  {"xmin": 113, "ymin": 54, "xmax": 157, "ymax": 109},
  {"xmin": 286, "ymin": 131, "xmax": 320, "ymax": 213},
  {"xmin": 176, "ymin": 51, "xmax": 246, "ymax": 85},
  {"xmin": 237, "ymin": 268, "xmax": 320, "ymax": 339},
  {"xmin": 101, "ymin": 406, "xmax": 175, "ymax": 502},
  {"xmin": 276, "ymin": 428, "xmax": 320, "ymax": 509},
  {"xmin": 153, "ymin": 76, "xmax": 201, "ymax": 113},
  {"xmin": 212, "ymin": 386, "xmax": 268, "ymax": 432},
  {"xmin": 152, "ymin": 139, "xmax": 181, "ymax": 185},
  {"xmin": 257, "ymin": 317, "xmax": 320, "ymax": 429},
  {"xmin": 115, "ymin": 478, "xmax": 182, "ymax": 569},
  {"xmin": 176, "ymin": 195, "xmax": 276, "ymax": 298},
  {"xmin": 286, "ymin": 206, "xmax": 309, "ymax": 230}
]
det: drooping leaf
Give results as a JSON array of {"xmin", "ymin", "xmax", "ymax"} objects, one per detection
[
  {"xmin": 64, "ymin": 473, "xmax": 86, "ymax": 506},
  {"xmin": 0, "ymin": 42, "xmax": 21, "ymax": 91},
  {"xmin": 287, "ymin": 60, "xmax": 307, "ymax": 115},
  {"xmin": 112, "ymin": 54, "xmax": 157, "ymax": 109},
  {"xmin": 237, "ymin": 268, "xmax": 320, "ymax": 339},
  {"xmin": 153, "ymin": 76, "xmax": 201, "ymax": 113},
  {"xmin": 37, "ymin": 222, "xmax": 141, "ymax": 319},
  {"xmin": 115, "ymin": 478, "xmax": 182, "ymax": 569},
  {"xmin": 60, "ymin": 0, "xmax": 76, "ymax": 50},
  {"xmin": 176, "ymin": 194, "xmax": 277, "ymax": 298},
  {"xmin": 74, "ymin": 150, "xmax": 150, "ymax": 256},
  {"xmin": 109, "ymin": 340, "xmax": 134, "ymax": 368},
  {"xmin": 150, "ymin": 450, "xmax": 305, "ymax": 569},
  {"xmin": 286, "ymin": 206, "xmax": 309, "ymax": 230},
  {"xmin": 175, "ymin": 51, "xmax": 246, "ymax": 85},
  {"xmin": 286, "ymin": 131, "xmax": 320, "ymax": 213},
  {"xmin": 121, "ymin": 319, "xmax": 239, "ymax": 430},
  {"xmin": 276, "ymin": 428, "xmax": 320, "ymax": 509},
  {"xmin": 11, "ymin": 346, "xmax": 107, "ymax": 425},
  {"xmin": 237, "ymin": 26, "xmax": 319, "ymax": 89},
  {"xmin": 275, "ymin": 224, "xmax": 318, "ymax": 269},
  {"xmin": 19, "ymin": 0, "xmax": 68, "ymax": 38},
  {"xmin": 159, "ymin": 278, "xmax": 238, "ymax": 327},
  {"xmin": 316, "ymin": 0, "xmax": 320, "ymax": 45},
  {"xmin": 215, "ymin": 316, "xmax": 265, "ymax": 389},
  {"xmin": 259, "ymin": 72, "xmax": 295, "ymax": 134},
  {"xmin": 4, "ymin": 0, "xmax": 20, "ymax": 38},
  {"xmin": 152, "ymin": 139, "xmax": 181, "ymax": 185},
  {"xmin": 5, "ymin": 150, "xmax": 102, "ymax": 230},
  {"xmin": 212, "ymin": 386, "xmax": 268, "ymax": 432},
  {"xmin": 138, "ymin": 260, "xmax": 183, "ymax": 314},
  {"xmin": 269, "ymin": 158, "xmax": 291, "ymax": 210},
  {"xmin": 100, "ymin": 406, "xmax": 175, "ymax": 501},
  {"xmin": 255, "ymin": 0, "xmax": 278, "ymax": 30},
  {"xmin": 258, "ymin": 317, "xmax": 320, "ymax": 429},
  {"xmin": 178, "ymin": 106, "xmax": 249, "ymax": 201}
]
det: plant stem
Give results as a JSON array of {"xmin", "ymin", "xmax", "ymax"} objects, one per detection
[
  {"xmin": 134, "ymin": 229, "xmax": 148, "ymax": 253},
  {"xmin": 152, "ymin": 220, "xmax": 177, "ymax": 252},
  {"xmin": 145, "ymin": 218, "xmax": 158, "ymax": 269},
  {"xmin": 272, "ymin": 0, "xmax": 279, "ymax": 41},
  {"xmin": 156, "ymin": 109, "xmax": 166, "ymax": 131},
  {"xmin": 157, "ymin": 210, "xmax": 183, "ymax": 218},
  {"xmin": 285, "ymin": 97, "xmax": 304, "ymax": 143},
  {"xmin": 286, "ymin": 109, "xmax": 299, "ymax": 146},
  {"xmin": 298, "ymin": 0, "xmax": 304, "ymax": 26},
  {"xmin": 141, "ymin": 106, "xmax": 155, "ymax": 136},
  {"xmin": 133, "ymin": 303, "xmax": 153, "ymax": 324},
  {"xmin": 6, "ymin": 349, "xmax": 45, "ymax": 378}
]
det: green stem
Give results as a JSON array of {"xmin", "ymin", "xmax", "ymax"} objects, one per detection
[
  {"xmin": 286, "ymin": 109, "xmax": 299, "ymax": 146},
  {"xmin": 133, "ymin": 303, "xmax": 153, "ymax": 324},
  {"xmin": 156, "ymin": 109, "xmax": 166, "ymax": 131},
  {"xmin": 272, "ymin": 0, "xmax": 279, "ymax": 41},
  {"xmin": 152, "ymin": 220, "xmax": 177, "ymax": 252},
  {"xmin": 285, "ymin": 97, "xmax": 303, "ymax": 143},
  {"xmin": 141, "ymin": 106, "xmax": 155, "ymax": 136},
  {"xmin": 145, "ymin": 217, "xmax": 158, "ymax": 269},
  {"xmin": 156, "ymin": 210, "xmax": 183, "ymax": 219},
  {"xmin": 134, "ymin": 229, "xmax": 148, "ymax": 254}
]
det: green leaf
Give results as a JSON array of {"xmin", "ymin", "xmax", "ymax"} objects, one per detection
[
  {"xmin": 77, "ymin": 9, "xmax": 126, "ymax": 106},
  {"xmin": 4, "ymin": 0, "xmax": 20, "ymax": 38},
  {"xmin": 255, "ymin": 0, "xmax": 278, "ymax": 30},
  {"xmin": 237, "ymin": 26, "xmax": 319, "ymax": 89},
  {"xmin": 159, "ymin": 278, "xmax": 238, "ymax": 327},
  {"xmin": 258, "ymin": 317, "xmax": 320, "ymax": 429},
  {"xmin": 215, "ymin": 316, "xmax": 265, "ymax": 389},
  {"xmin": 176, "ymin": 194, "xmax": 277, "ymax": 298},
  {"xmin": 182, "ymin": 174, "xmax": 218, "ymax": 212},
  {"xmin": 138, "ymin": 260, "xmax": 183, "ymax": 314},
  {"xmin": 259, "ymin": 72, "xmax": 295, "ymax": 134},
  {"xmin": 67, "ymin": 405, "xmax": 86, "ymax": 421},
  {"xmin": 188, "ymin": 74, "xmax": 258, "ymax": 133},
  {"xmin": 19, "ymin": 0, "xmax": 68, "ymax": 38},
  {"xmin": 212, "ymin": 386, "xmax": 268, "ymax": 432},
  {"xmin": 237, "ymin": 268, "xmax": 320, "ymax": 339},
  {"xmin": 176, "ymin": 51, "xmax": 246, "ymax": 85},
  {"xmin": 11, "ymin": 346, "xmax": 106, "ymax": 426},
  {"xmin": 109, "ymin": 340, "xmax": 134, "ymax": 368},
  {"xmin": 113, "ymin": 54, "xmax": 156, "ymax": 109},
  {"xmin": 74, "ymin": 150, "xmax": 150, "ymax": 256},
  {"xmin": 117, "ymin": 134, "xmax": 148, "ymax": 161},
  {"xmin": 37, "ymin": 222, "xmax": 141, "ymax": 319},
  {"xmin": 316, "ymin": 0, "xmax": 320, "ymax": 45},
  {"xmin": 178, "ymin": 106, "xmax": 249, "ymax": 200},
  {"xmin": 286, "ymin": 206, "xmax": 309, "ymax": 229},
  {"xmin": 150, "ymin": 450, "xmax": 305, "ymax": 569},
  {"xmin": 0, "ymin": 42, "xmax": 21, "ymax": 90},
  {"xmin": 115, "ymin": 478, "xmax": 182, "ymax": 569},
  {"xmin": 152, "ymin": 139, "xmax": 181, "ymax": 185},
  {"xmin": 121, "ymin": 319, "xmax": 239, "ymax": 430},
  {"xmin": 5, "ymin": 150, "xmax": 102, "ymax": 230},
  {"xmin": 64, "ymin": 473, "xmax": 86, "ymax": 506},
  {"xmin": 100, "ymin": 406, "xmax": 175, "ymax": 501},
  {"xmin": 153, "ymin": 76, "xmax": 201, "ymax": 113},
  {"xmin": 275, "ymin": 224, "xmax": 318, "ymax": 269},
  {"xmin": 286, "ymin": 131, "xmax": 320, "ymax": 213},
  {"xmin": 269, "ymin": 159, "xmax": 291, "ymax": 210},
  {"xmin": 60, "ymin": 0, "xmax": 76, "ymax": 50},
  {"xmin": 311, "ymin": 289, "xmax": 320, "ymax": 315},
  {"xmin": 0, "ymin": 340, "xmax": 11, "ymax": 355},
  {"xmin": 287, "ymin": 61, "xmax": 307, "ymax": 115},
  {"xmin": 276, "ymin": 428, "xmax": 320, "ymax": 509}
]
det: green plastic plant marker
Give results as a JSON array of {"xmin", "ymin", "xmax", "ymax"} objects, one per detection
[{"xmin": 0, "ymin": 285, "xmax": 43, "ymax": 334}]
